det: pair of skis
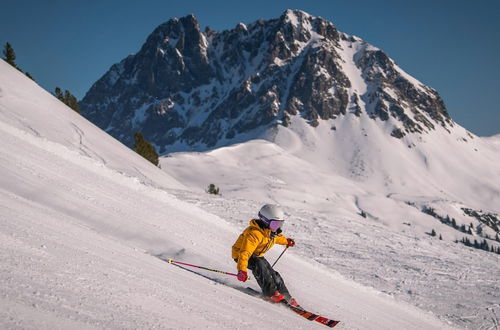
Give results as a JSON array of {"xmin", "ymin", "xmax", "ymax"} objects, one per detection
[{"xmin": 245, "ymin": 287, "xmax": 340, "ymax": 328}]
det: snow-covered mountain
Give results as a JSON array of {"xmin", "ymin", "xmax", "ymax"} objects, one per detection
[
  {"xmin": 79, "ymin": 9, "xmax": 500, "ymax": 222},
  {"xmin": 80, "ymin": 9, "xmax": 452, "ymax": 152},
  {"xmin": 0, "ymin": 59, "xmax": 466, "ymax": 329}
]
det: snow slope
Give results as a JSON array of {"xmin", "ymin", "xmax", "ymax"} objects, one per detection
[
  {"xmin": 0, "ymin": 60, "xmax": 184, "ymax": 192},
  {"xmin": 0, "ymin": 62, "xmax": 460, "ymax": 329},
  {"xmin": 483, "ymin": 134, "xmax": 500, "ymax": 150}
]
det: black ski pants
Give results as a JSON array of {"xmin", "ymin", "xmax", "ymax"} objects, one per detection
[{"xmin": 246, "ymin": 256, "xmax": 291, "ymax": 299}]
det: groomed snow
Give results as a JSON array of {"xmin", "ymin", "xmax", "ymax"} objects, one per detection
[{"xmin": 0, "ymin": 60, "xmax": 468, "ymax": 329}]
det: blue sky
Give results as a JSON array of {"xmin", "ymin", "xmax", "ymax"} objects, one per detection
[{"xmin": 1, "ymin": 0, "xmax": 499, "ymax": 136}]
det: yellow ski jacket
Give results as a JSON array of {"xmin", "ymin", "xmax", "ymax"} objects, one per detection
[{"xmin": 232, "ymin": 219, "xmax": 289, "ymax": 272}]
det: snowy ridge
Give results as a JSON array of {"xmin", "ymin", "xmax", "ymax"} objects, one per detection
[{"xmin": 0, "ymin": 60, "xmax": 467, "ymax": 329}]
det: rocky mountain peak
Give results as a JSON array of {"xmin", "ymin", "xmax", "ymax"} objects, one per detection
[
  {"xmin": 278, "ymin": 9, "xmax": 338, "ymax": 43},
  {"xmin": 80, "ymin": 10, "xmax": 455, "ymax": 153}
]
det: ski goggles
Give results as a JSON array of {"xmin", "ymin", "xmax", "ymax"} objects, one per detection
[
  {"xmin": 269, "ymin": 219, "xmax": 284, "ymax": 231},
  {"xmin": 258, "ymin": 212, "xmax": 285, "ymax": 231}
]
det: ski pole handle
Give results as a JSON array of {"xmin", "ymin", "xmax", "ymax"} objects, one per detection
[{"xmin": 167, "ymin": 258, "xmax": 251, "ymax": 280}]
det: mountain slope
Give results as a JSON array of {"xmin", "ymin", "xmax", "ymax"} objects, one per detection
[
  {"xmin": 0, "ymin": 61, "xmax": 184, "ymax": 191},
  {"xmin": 0, "ymin": 60, "xmax": 459, "ymax": 329},
  {"xmin": 484, "ymin": 134, "xmax": 500, "ymax": 149}
]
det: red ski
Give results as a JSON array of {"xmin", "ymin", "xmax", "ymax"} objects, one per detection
[{"xmin": 283, "ymin": 300, "xmax": 340, "ymax": 328}]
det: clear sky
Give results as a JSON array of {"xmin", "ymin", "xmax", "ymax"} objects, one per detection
[{"xmin": 1, "ymin": 0, "xmax": 499, "ymax": 136}]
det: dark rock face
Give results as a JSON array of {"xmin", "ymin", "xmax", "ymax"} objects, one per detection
[
  {"xmin": 80, "ymin": 9, "xmax": 453, "ymax": 152},
  {"xmin": 357, "ymin": 48, "xmax": 453, "ymax": 135}
]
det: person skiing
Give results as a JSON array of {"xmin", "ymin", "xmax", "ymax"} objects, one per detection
[{"xmin": 232, "ymin": 204, "xmax": 298, "ymax": 306}]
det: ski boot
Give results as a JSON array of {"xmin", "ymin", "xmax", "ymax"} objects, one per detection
[{"xmin": 268, "ymin": 291, "xmax": 285, "ymax": 303}]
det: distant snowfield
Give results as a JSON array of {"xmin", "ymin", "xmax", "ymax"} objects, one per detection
[{"xmin": 0, "ymin": 58, "xmax": 498, "ymax": 330}]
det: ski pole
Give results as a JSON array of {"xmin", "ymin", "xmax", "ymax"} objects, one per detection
[
  {"xmin": 167, "ymin": 258, "xmax": 251, "ymax": 280},
  {"xmin": 272, "ymin": 246, "xmax": 289, "ymax": 268}
]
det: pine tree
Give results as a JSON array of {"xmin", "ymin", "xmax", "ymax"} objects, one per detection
[
  {"xmin": 55, "ymin": 87, "xmax": 63, "ymax": 100},
  {"xmin": 431, "ymin": 229, "xmax": 436, "ymax": 237},
  {"xmin": 482, "ymin": 240, "xmax": 489, "ymax": 251},
  {"xmin": 439, "ymin": 234, "xmax": 443, "ymax": 240},
  {"xmin": 3, "ymin": 42, "xmax": 34, "ymax": 81},
  {"xmin": 64, "ymin": 90, "xmax": 80, "ymax": 113},
  {"xmin": 3, "ymin": 42, "xmax": 17, "ymax": 68},
  {"xmin": 463, "ymin": 237, "xmax": 471, "ymax": 247},
  {"xmin": 207, "ymin": 183, "xmax": 220, "ymax": 195},
  {"xmin": 133, "ymin": 132, "xmax": 159, "ymax": 166},
  {"xmin": 54, "ymin": 87, "xmax": 80, "ymax": 113}
]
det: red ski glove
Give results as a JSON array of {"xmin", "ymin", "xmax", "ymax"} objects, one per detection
[
  {"xmin": 237, "ymin": 270, "xmax": 248, "ymax": 282},
  {"xmin": 287, "ymin": 238, "xmax": 295, "ymax": 247}
]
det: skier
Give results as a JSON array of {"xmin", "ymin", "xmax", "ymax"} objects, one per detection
[{"xmin": 232, "ymin": 204, "xmax": 298, "ymax": 306}]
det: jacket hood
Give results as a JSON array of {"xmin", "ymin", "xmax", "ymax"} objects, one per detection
[{"xmin": 249, "ymin": 219, "xmax": 268, "ymax": 231}]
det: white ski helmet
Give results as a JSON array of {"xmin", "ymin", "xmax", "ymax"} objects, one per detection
[{"xmin": 258, "ymin": 204, "xmax": 285, "ymax": 231}]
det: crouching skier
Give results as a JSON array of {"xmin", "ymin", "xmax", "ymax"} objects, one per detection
[{"xmin": 232, "ymin": 204, "xmax": 298, "ymax": 306}]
